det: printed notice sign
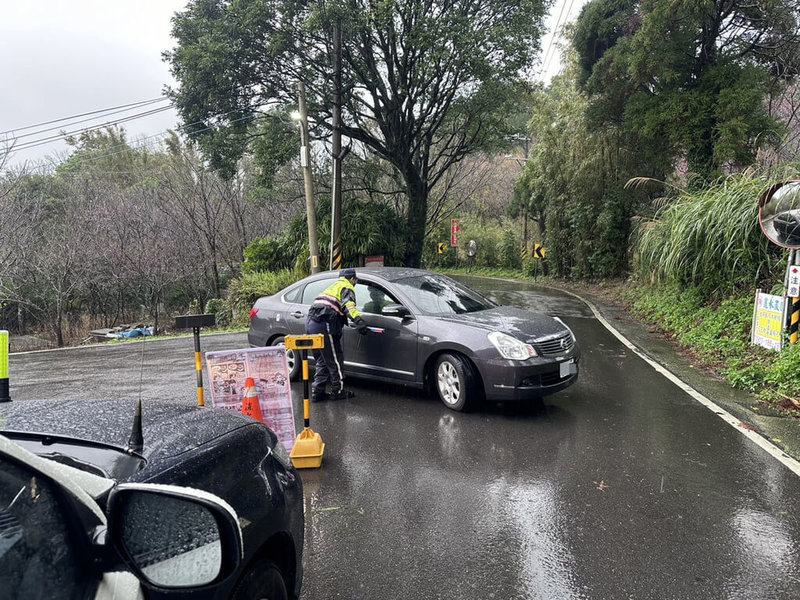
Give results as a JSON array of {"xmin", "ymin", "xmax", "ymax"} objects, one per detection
[
  {"xmin": 205, "ymin": 347, "xmax": 296, "ymax": 450},
  {"xmin": 751, "ymin": 292, "xmax": 784, "ymax": 352}
]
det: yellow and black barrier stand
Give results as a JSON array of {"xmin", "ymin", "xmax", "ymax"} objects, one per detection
[
  {"xmin": 175, "ymin": 314, "xmax": 216, "ymax": 406},
  {"xmin": 791, "ymin": 296, "xmax": 799, "ymax": 345},
  {"xmin": 285, "ymin": 334, "xmax": 325, "ymax": 468},
  {"xmin": 0, "ymin": 330, "xmax": 10, "ymax": 403}
]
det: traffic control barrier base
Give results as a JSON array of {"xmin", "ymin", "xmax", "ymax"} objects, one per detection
[{"xmin": 290, "ymin": 427, "xmax": 325, "ymax": 468}]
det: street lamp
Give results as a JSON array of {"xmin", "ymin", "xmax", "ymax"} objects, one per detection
[{"xmin": 294, "ymin": 82, "xmax": 320, "ymax": 274}]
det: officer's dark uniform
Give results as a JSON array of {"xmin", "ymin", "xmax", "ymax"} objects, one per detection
[{"xmin": 305, "ymin": 268, "xmax": 368, "ymax": 401}]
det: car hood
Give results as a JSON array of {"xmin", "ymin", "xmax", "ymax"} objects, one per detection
[
  {"xmin": 438, "ymin": 305, "xmax": 570, "ymax": 342},
  {"xmin": 0, "ymin": 397, "xmax": 256, "ymax": 479}
]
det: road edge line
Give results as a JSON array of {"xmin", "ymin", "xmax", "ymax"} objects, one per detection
[{"xmin": 560, "ymin": 287, "xmax": 800, "ymax": 478}]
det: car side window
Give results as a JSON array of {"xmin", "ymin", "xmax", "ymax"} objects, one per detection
[
  {"xmin": 0, "ymin": 457, "xmax": 85, "ymax": 598},
  {"xmin": 301, "ymin": 279, "xmax": 335, "ymax": 304},
  {"xmin": 356, "ymin": 284, "xmax": 397, "ymax": 314},
  {"xmin": 282, "ymin": 285, "xmax": 302, "ymax": 303}
]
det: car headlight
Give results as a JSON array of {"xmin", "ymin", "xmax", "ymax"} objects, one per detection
[{"xmin": 488, "ymin": 331, "xmax": 537, "ymax": 360}]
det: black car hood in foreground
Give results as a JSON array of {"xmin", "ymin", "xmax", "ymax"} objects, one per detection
[
  {"xmin": 0, "ymin": 397, "xmax": 259, "ymax": 481},
  {"xmin": 437, "ymin": 305, "xmax": 569, "ymax": 342}
]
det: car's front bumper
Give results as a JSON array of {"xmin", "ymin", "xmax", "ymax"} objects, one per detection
[{"xmin": 480, "ymin": 353, "xmax": 580, "ymax": 401}]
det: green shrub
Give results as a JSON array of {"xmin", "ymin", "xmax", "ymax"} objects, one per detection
[
  {"xmin": 522, "ymin": 258, "xmax": 546, "ymax": 278},
  {"xmin": 499, "ymin": 229, "xmax": 522, "ymax": 270},
  {"xmin": 227, "ymin": 269, "xmax": 301, "ymax": 325},
  {"xmin": 764, "ymin": 344, "xmax": 800, "ymax": 402},
  {"xmin": 677, "ymin": 295, "xmax": 752, "ymax": 361},
  {"xmin": 204, "ymin": 298, "xmax": 233, "ymax": 327},
  {"xmin": 628, "ymin": 281, "xmax": 799, "ymax": 411},
  {"xmin": 243, "ymin": 237, "xmax": 295, "ymax": 274}
]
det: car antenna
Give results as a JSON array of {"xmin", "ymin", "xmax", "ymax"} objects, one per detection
[{"xmin": 126, "ymin": 328, "xmax": 146, "ymax": 453}]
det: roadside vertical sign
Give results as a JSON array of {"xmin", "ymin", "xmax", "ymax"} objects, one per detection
[
  {"xmin": 788, "ymin": 265, "xmax": 800, "ymax": 297},
  {"xmin": 751, "ymin": 290, "xmax": 784, "ymax": 351},
  {"xmin": 451, "ymin": 219, "xmax": 461, "ymax": 247}
]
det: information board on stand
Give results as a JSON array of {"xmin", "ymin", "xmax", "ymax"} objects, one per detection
[{"xmin": 205, "ymin": 347, "xmax": 296, "ymax": 450}]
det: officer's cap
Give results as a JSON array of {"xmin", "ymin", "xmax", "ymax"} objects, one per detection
[{"xmin": 340, "ymin": 268, "xmax": 357, "ymax": 280}]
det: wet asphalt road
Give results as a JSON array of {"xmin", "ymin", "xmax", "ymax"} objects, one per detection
[{"xmin": 6, "ymin": 278, "xmax": 800, "ymax": 599}]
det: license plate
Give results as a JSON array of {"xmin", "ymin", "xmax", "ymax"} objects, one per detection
[{"xmin": 559, "ymin": 359, "xmax": 575, "ymax": 378}]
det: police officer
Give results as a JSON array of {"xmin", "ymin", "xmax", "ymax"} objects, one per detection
[{"xmin": 305, "ymin": 268, "xmax": 368, "ymax": 401}]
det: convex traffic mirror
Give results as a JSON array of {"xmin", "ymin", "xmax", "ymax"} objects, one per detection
[{"xmin": 759, "ymin": 180, "xmax": 800, "ymax": 248}]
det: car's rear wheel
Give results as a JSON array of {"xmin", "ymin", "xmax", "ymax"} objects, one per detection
[
  {"xmin": 274, "ymin": 336, "xmax": 301, "ymax": 381},
  {"xmin": 231, "ymin": 559, "xmax": 288, "ymax": 600},
  {"xmin": 434, "ymin": 353, "xmax": 477, "ymax": 412}
]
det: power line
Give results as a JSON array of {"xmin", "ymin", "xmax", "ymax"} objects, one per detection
[
  {"xmin": 9, "ymin": 105, "xmax": 175, "ymax": 152},
  {"xmin": 8, "ymin": 99, "xmax": 171, "ymax": 143},
  {"xmin": 539, "ymin": 0, "xmax": 579, "ymax": 80},
  {"xmin": 540, "ymin": 0, "xmax": 570, "ymax": 76},
  {"xmin": 0, "ymin": 97, "xmax": 168, "ymax": 136},
  {"xmin": 22, "ymin": 107, "xmax": 263, "ymax": 175}
]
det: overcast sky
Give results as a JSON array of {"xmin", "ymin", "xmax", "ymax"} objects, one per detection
[
  {"xmin": 1, "ymin": 1, "xmax": 188, "ymax": 170},
  {"xmin": 1, "ymin": 0, "xmax": 585, "ymax": 171}
]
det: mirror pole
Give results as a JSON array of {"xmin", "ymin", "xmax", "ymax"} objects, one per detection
[
  {"xmin": 0, "ymin": 330, "xmax": 8, "ymax": 402},
  {"xmin": 788, "ymin": 249, "xmax": 799, "ymax": 345}
]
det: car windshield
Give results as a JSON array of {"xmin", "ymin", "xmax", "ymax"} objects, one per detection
[{"xmin": 393, "ymin": 274, "xmax": 496, "ymax": 315}]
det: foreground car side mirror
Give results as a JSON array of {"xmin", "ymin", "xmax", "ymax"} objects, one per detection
[
  {"xmin": 108, "ymin": 483, "xmax": 243, "ymax": 589},
  {"xmin": 381, "ymin": 304, "xmax": 411, "ymax": 319}
]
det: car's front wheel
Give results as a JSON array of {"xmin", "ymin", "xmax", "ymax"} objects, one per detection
[
  {"xmin": 274, "ymin": 336, "xmax": 301, "ymax": 381},
  {"xmin": 231, "ymin": 559, "xmax": 288, "ymax": 600},
  {"xmin": 434, "ymin": 353, "xmax": 478, "ymax": 412}
]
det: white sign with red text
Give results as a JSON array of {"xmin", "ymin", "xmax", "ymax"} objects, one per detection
[{"xmin": 788, "ymin": 265, "xmax": 800, "ymax": 298}]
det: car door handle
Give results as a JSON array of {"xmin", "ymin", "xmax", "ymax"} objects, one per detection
[{"xmin": 291, "ymin": 311, "xmax": 304, "ymax": 319}]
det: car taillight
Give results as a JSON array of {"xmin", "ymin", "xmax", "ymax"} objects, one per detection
[{"xmin": 250, "ymin": 308, "xmax": 259, "ymax": 320}]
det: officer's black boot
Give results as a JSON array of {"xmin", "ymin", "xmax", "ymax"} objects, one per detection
[
  {"xmin": 330, "ymin": 389, "xmax": 355, "ymax": 400},
  {"xmin": 311, "ymin": 388, "xmax": 330, "ymax": 402}
]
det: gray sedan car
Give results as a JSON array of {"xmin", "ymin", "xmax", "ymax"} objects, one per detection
[{"xmin": 248, "ymin": 268, "xmax": 579, "ymax": 411}]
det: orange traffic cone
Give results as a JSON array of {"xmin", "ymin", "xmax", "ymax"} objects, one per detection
[{"xmin": 241, "ymin": 377, "xmax": 264, "ymax": 423}]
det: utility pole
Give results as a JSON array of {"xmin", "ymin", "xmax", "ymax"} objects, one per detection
[
  {"xmin": 507, "ymin": 155, "xmax": 528, "ymax": 264},
  {"xmin": 330, "ymin": 17, "xmax": 343, "ymax": 271},
  {"xmin": 297, "ymin": 81, "xmax": 320, "ymax": 274},
  {"xmin": 522, "ymin": 206, "xmax": 528, "ymax": 262}
]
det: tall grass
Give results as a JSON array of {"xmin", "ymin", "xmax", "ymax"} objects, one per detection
[{"xmin": 633, "ymin": 172, "xmax": 789, "ymax": 295}]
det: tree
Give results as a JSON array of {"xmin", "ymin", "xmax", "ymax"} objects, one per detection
[
  {"xmin": 164, "ymin": 0, "xmax": 551, "ymax": 267},
  {"xmin": 573, "ymin": 0, "xmax": 800, "ymax": 182},
  {"xmin": 246, "ymin": 195, "xmax": 408, "ymax": 273},
  {"xmin": 0, "ymin": 176, "xmax": 94, "ymax": 346},
  {"xmin": 512, "ymin": 59, "xmax": 653, "ymax": 278}
]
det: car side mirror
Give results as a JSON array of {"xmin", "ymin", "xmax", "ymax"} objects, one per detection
[
  {"xmin": 108, "ymin": 483, "xmax": 243, "ymax": 589},
  {"xmin": 381, "ymin": 304, "xmax": 411, "ymax": 319}
]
